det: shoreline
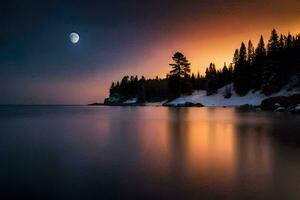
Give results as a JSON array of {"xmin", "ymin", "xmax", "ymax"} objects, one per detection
[
  {"xmin": 87, "ymin": 103, "xmax": 300, "ymax": 114},
  {"xmin": 88, "ymin": 103, "xmax": 259, "ymax": 109},
  {"xmin": 89, "ymin": 93, "xmax": 300, "ymax": 113}
]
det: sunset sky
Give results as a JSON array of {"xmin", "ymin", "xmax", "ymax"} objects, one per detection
[{"xmin": 1, "ymin": 0, "xmax": 300, "ymax": 104}]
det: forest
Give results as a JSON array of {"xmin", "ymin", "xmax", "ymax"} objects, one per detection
[{"xmin": 106, "ymin": 29, "xmax": 300, "ymax": 104}]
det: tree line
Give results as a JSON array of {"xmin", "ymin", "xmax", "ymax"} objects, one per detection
[
  {"xmin": 233, "ymin": 29, "xmax": 300, "ymax": 95},
  {"xmin": 107, "ymin": 29, "xmax": 300, "ymax": 103}
]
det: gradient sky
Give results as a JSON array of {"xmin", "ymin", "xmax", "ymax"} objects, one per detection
[{"xmin": 1, "ymin": 0, "xmax": 300, "ymax": 104}]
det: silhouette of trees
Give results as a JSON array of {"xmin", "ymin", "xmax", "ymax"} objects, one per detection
[
  {"xmin": 233, "ymin": 29, "xmax": 300, "ymax": 95},
  {"xmin": 261, "ymin": 29, "xmax": 281, "ymax": 95},
  {"xmin": 219, "ymin": 63, "xmax": 233, "ymax": 87},
  {"xmin": 137, "ymin": 76, "xmax": 146, "ymax": 103},
  {"xmin": 107, "ymin": 28, "xmax": 300, "ymax": 103},
  {"xmin": 108, "ymin": 75, "xmax": 168, "ymax": 103}
]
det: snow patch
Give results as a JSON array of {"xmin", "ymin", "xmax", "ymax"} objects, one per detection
[
  {"xmin": 294, "ymin": 105, "xmax": 300, "ymax": 112},
  {"xmin": 167, "ymin": 84, "xmax": 300, "ymax": 107},
  {"xmin": 123, "ymin": 98, "xmax": 137, "ymax": 104},
  {"xmin": 145, "ymin": 100, "xmax": 168, "ymax": 106},
  {"xmin": 275, "ymin": 107, "xmax": 285, "ymax": 112}
]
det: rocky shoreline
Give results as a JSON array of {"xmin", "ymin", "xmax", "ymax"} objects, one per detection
[
  {"xmin": 90, "ymin": 94, "xmax": 300, "ymax": 113},
  {"xmin": 260, "ymin": 94, "xmax": 300, "ymax": 113},
  {"xmin": 162, "ymin": 102, "xmax": 204, "ymax": 107}
]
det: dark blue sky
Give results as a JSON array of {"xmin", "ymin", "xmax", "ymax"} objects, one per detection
[
  {"xmin": 1, "ymin": 0, "xmax": 300, "ymax": 104},
  {"xmin": 0, "ymin": 0, "xmax": 160, "ymax": 103}
]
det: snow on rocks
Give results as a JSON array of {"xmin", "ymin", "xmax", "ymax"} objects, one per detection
[
  {"xmin": 166, "ymin": 84, "xmax": 300, "ymax": 107},
  {"xmin": 274, "ymin": 107, "xmax": 286, "ymax": 112},
  {"xmin": 123, "ymin": 98, "xmax": 137, "ymax": 104},
  {"xmin": 289, "ymin": 104, "xmax": 300, "ymax": 113},
  {"xmin": 294, "ymin": 105, "xmax": 300, "ymax": 113},
  {"xmin": 274, "ymin": 103, "xmax": 281, "ymax": 107},
  {"xmin": 145, "ymin": 100, "xmax": 168, "ymax": 106}
]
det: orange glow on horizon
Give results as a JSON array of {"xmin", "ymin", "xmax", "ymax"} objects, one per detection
[{"xmin": 124, "ymin": 21, "xmax": 300, "ymax": 85}]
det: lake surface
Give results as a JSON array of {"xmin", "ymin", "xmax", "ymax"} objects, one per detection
[{"xmin": 1, "ymin": 106, "xmax": 300, "ymax": 199}]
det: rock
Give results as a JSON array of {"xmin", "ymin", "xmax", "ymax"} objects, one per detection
[
  {"xmin": 274, "ymin": 103, "xmax": 281, "ymax": 107},
  {"xmin": 261, "ymin": 94, "xmax": 300, "ymax": 110},
  {"xmin": 274, "ymin": 107, "xmax": 285, "ymax": 112},
  {"xmin": 164, "ymin": 102, "xmax": 204, "ymax": 107},
  {"xmin": 295, "ymin": 105, "xmax": 300, "ymax": 112},
  {"xmin": 291, "ymin": 105, "xmax": 300, "ymax": 113},
  {"xmin": 88, "ymin": 102, "xmax": 105, "ymax": 106},
  {"xmin": 181, "ymin": 102, "xmax": 204, "ymax": 107}
]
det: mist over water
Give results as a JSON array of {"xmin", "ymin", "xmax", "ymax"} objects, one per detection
[{"xmin": 0, "ymin": 106, "xmax": 300, "ymax": 199}]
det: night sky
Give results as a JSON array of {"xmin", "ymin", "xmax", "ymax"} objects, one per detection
[{"xmin": 1, "ymin": 0, "xmax": 300, "ymax": 104}]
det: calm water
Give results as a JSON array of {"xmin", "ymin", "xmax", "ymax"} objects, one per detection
[{"xmin": 1, "ymin": 106, "xmax": 300, "ymax": 199}]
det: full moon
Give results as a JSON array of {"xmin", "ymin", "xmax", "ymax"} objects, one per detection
[{"xmin": 69, "ymin": 32, "xmax": 80, "ymax": 44}]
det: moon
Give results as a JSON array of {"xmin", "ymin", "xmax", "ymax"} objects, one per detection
[{"xmin": 70, "ymin": 32, "xmax": 80, "ymax": 44}]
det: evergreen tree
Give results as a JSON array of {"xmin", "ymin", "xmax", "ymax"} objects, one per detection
[
  {"xmin": 262, "ymin": 29, "xmax": 282, "ymax": 95},
  {"xmin": 234, "ymin": 42, "xmax": 250, "ymax": 95},
  {"xmin": 286, "ymin": 33, "xmax": 293, "ymax": 49},
  {"xmin": 233, "ymin": 49, "xmax": 239, "ymax": 66},
  {"xmin": 279, "ymin": 34, "xmax": 285, "ymax": 50},
  {"xmin": 169, "ymin": 52, "xmax": 191, "ymax": 78},
  {"xmin": 251, "ymin": 35, "xmax": 267, "ymax": 90},
  {"xmin": 268, "ymin": 29, "xmax": 279, "ymax": 56},
  {"xmin": 109, "ymin": 82, "xmax": 116, "ymax": 97},
  {"xmin": 255, "ymin": 35, "xmax": 267, "ymax": 58},
  {"xmin": 168, "ymin": 52, "xmax": 192, "ymax": 99},
  {"xmin": 221, "ymin": 63, "xmax": 232, "ymax": 86},
  {"xmin": 205, "ymin": 63, "xmax": 218, "ymax": 95},
  {"xmin": 228, "ymin": 63, "xmax": 234, "ymax": 84},
  {"xmin": 191, "ymin": 73, "xmax": 196, "ymax": 90},
  {"xmin": 247, "ymin": 40, "xmax": 255, "ymax": 64},
  {"xmin": 195, "ymin": 72, "xmax": 205, "ymax": 90},
  {"xmin": 137, "ymin": 76, "xmax": 146, "ymax": 103},
  {"xmin": 196, "ymin": 72, "xmax": 201, "ymax": 90}
]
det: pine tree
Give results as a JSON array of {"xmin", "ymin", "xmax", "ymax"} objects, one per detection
[
  {"xmin": 183, "ymin": 63, "xmax": 191, "ymax": 79},
  {"xmin": 205, "ymin": 63, "xmax": 218, "ymax": 95},
  {"xmin": 251, "ymin": 35, "xmax": 266, "ymax": 90},
  {"xmin": 228, "ymin": 63, "xmax": 234, "ymax": 83},
  {"xmin": 255, "ymin": 35, "xmax": 267, "ymax": 58},
  {"xmin": 262, "ymin": 29, "xmax": 281, "ymax": 95},
  {"xmin": 239, "ymin": 42, "xmax": 247, "ymax": 65},
  {"xmin": 234, "ymin": 42, "xmax": 250, "ymax": 95},
  {"xmin": 248, "ymin": 40, "xmax": 255, "ymax": 64},
  {"xmin": 222, "ymin": 63, "xmax": 232, "ymax": 86},
  {"xmin": 109, "ymin": 82, "xmax": 115, "ymax": 97},
  {"xmin": 169, "ymin": 52, "xmax": 191, "ymax": 78},
  {"xmin": 233, "ymin": 49, "xmax": 239, "ymax": 66},
  {"xmin": 196, "ymin": 72, "xmax": 201, "ymax": 90},
  {"xmin": 286, "ymin": 33, "xmax": 293, "ymax": 49},
  {"xmin": 168, "ymin": 52, "xmax": 192, "ymax": 99},
  {"xmin": 191, "ymin": 73, "xmax": 196, "ymax": 90},
  {"xmin": 268, "ymin": 29, "xmax": 279, "ymax": 56},
  {"xmin": 137, "ymin": 77, "xmax": 146, "ymax": 103},
  {"xmin": 279, "ymin": 34, "xmax": 285, "ymax": 50}
]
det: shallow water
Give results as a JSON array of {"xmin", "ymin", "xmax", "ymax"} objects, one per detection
[{"xmin": 0, "ymin": 106, "xmax": 300, "ymax": 199}]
